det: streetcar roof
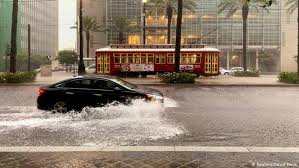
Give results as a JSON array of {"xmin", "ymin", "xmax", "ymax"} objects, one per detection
[{"xmin": 96, "ymin": 47, "xmax": 220, "ymax": 52}]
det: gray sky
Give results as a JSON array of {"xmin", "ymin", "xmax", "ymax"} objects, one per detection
[{"xmin": 59, "ymin": 0, "xmax": 76, "ymax": 50}]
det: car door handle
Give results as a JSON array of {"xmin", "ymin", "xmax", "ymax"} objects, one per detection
[
  {"xmin": 93, "ymin": 94, "xmax": 102, "ymax": 97},
  {"xmin": 66, "ymin": 92, "xmax": 75, "ymax": 95}
]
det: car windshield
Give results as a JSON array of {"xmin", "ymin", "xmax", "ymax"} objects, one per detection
[{"xmin": 111, "ymin": 78, "xmax": 137, "ymax": 90}]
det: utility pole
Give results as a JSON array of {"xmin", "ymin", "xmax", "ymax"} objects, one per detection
[
  {"xmin": 142, "ymin": 0, "xmax": 146, "ymax": 44},
  {"xmin": 78, "ymin": 0, "xmax": 86, "ymax": 75},
  {"xmin": 28, "ymin": 24, "xmax": 31, "ymax": 71}
]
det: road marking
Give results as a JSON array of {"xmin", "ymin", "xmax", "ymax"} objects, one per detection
[{"xmin": 0, "ymin": 146, "xmax": 299, "ymax": 153}]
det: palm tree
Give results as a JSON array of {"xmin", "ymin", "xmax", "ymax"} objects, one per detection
[
  {"xmin": 10, "ymin": 0, "xmax": 18, "ymax": 73},
  {"xmin": 109, "ymin": 16, "xmax": 137, "ymax": 44},
  {"xmin": 286, "ymin": 0, "xmax": 299, "ymax": 75},
  {"xmin": 174, "ymin": 0, "xmax": 183, "ymax": 72},
  {"xmin": 218, "ymin": 0, "xmax": 273, "ymax": 71},
  {"xmin": 82, "ymin": 16, "xmax": 102, "ymax": 65},
  {"xmin": 146, "ymin": 0, "xmax": 197, "ymax": 44}
]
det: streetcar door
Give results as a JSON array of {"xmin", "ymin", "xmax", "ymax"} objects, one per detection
[
  {"xmin": 211, "ymin": 54, "xmax": 219, "ymax": 74},
  {"xmin": 98, "ymin": 53, "xmax": 110, "ymax": 74},
  {"xmin": 204, "ymin": 54, "xmax": 212, "ymax": 74},
  {"xmin": 204, "ymin": 53, "xmax": 219, "ymax": 75}
]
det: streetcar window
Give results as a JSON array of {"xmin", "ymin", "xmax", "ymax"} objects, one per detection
[
  {"xmin": 167, "ymin": 53, "xmax": 174, "ymax": 64},
  {"xmin": 128, "ymin": 54, "xmax": 134, "ymax": 63},
  {"xmin": 147, "ymin": 54, "xmax": 154, "ymax": 64},
  {"xmin": 121, "ymin": 53, "xmax": 127, "ymax": 64},
  {"xmin": 155, "ymin": 54, "xmax": 166, "ymax": 64},
  {"xmin": 114, "ymin": 53, "xmax": 121, "ymax": 64},
  {"xmin": 141, "ymin": 54, "xmax": 147, "ymax": 64},
  {"xmin": 195, "ymin": 53, "xmax": 202, "ymax": 64},
  {"xmin": 134, "ymin": 54, "xmax": 141, "ymax": 64},
  {"xmin": 180, "ymin": 54, "xmax": 189, "ymax": 64}
]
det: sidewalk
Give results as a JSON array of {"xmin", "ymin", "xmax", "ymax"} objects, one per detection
[{"xmin": 8, "ymin": 71, "xmax": 299, "ymax": 86}]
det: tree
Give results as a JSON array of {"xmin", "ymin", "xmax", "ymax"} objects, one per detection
[
  {"xmin": 78, "ymin": 0, "xmax": 85, "ymax": 75},
  {"xmin": 286, "ymin": 0, "xmax": 299, "ymax": 75},
  {"xmin": 146, "ymin": 0, "xmax": 197, "ymax": 44},
  {"xmin": 16, "ymin": 53, "xmax": 49, "ymax": 71},
  {"xmin": 10, "ymin": 0, "xmax": 18, "ymax": 73},
  {"xmin": 57, "ymin": 50, "xmax": 78, "ymax": 66},
  {"xmin": 218, "ymin": 0, "xmax": 273, "ymax": 71},
  {"xmin": 82, "ymin": 16, "xmax": 102, "ymax": 62},
  {"xmin": 109, "ymin": 16, "xmax": 137, "ymax": 44},
  {"xmin": 174, "ymin": 0, "xmax": 183, "ymax": 72}
]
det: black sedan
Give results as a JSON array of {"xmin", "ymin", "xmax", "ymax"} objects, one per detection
[{"xmin": 37, "ymin": 75, "xmax": 164, "ymax": 113}]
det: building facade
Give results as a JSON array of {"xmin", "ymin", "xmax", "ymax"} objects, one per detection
[
  {"xmin": 19, "ymin": 0, "xmax": 59, "ymax": 58},
  {"xmin": 79, "ymin": 0, "xmax": 297, "ymax": 73},
  {"xmin": 0, "ymin": 0, "xmax": 58, "ymax": 71}
]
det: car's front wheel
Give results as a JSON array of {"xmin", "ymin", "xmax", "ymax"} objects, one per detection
[
  {"xmin": 224, "ymin": 72, "xmax": 229, "ymax": 75},
  {"xmin": 53, "ymin": 101, "xmax": 68, "ymax": 113}
]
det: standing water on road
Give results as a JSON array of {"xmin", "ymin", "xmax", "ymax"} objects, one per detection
[{"xmin": 0, "ymin": 98, "xmax": 185, "ymax": 146}]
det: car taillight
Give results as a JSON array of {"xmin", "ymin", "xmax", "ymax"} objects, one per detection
[{"xmin": 38, "ymin": 88, "xmax": 46, "ymax": 95}]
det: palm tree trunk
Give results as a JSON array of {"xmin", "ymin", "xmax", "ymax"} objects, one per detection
[
  {"xmin": 86, "ymin": 31, "xmax": 90, "ymax": 66},
  {"xmin": 174, "ymin": 0, "xmax": 183, "ymax": 72},
  {"xmin": 78, "ymin": 0, "xmax": 86, "ymax": 75},
  {"xmin": 242, "ymin": 5, "xmax": 249, "ymax": 71},
  {"xmin": 10, "ymin": 0, "xmax": 18, "ymax": 73},
  {"xmin": 166, "ymin": 5, "xmax": 173, "ymax": 44},
  {"xmin": 119, "ymin": 32, "xmax": 124, "ymax": 44}
]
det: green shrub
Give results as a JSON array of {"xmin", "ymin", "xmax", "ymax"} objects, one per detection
[
  {"xmin": 158, "ymin": 72, "xmax": 197, "ymax": 83},
  {"xmin": 234, "ymin": 71, "xmax": 260, "ymax": 77},
  {"xmin": 278, "ymin": 72, "xmax": 299, "ymax": 84},
  {"xmin": 0, "ymin": 73, "xmax": 5, "ymax": 83},
  {"xmin": 0, "ymin": 71, "xmax": 37, "ymax": 83}
]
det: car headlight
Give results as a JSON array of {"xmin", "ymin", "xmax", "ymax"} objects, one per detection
[{"xmin": 145, "ymin": 94, "xmax": 164, "ymax": 102}]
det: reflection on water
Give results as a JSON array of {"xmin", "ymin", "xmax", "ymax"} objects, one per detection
[{"xmin": 0, "ymin": 98, "xmax": 185, "ymax": 146}]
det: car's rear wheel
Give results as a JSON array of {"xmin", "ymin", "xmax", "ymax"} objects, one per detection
[
  {"xmin": 53, "ymin": 101, "xmax": 68, "ymax": 113},
  {"xmin": 224, "ymin": 72, "xmax": 229, "ymax": 75}
]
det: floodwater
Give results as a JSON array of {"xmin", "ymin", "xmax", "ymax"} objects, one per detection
[{"xmin": 0, "ymin": 98, "xmax": 186, "ymax": 146}]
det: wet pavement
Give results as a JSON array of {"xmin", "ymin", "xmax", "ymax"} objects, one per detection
[
  {"xmin": 1, "ymin": 152, "xmax": 299, "ymax": 168},
  {"xmin": 1, "ymin": 85, "xmax": 298, "ymax": 147},
  {"xmin": 0, "ymin": 85, "xmax": 299, "ymax": 167}
]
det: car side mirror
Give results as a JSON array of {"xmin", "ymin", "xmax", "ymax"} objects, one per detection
[{"xmin": 114, "ymin": 87, "xmax": 122, "ymax": 91}]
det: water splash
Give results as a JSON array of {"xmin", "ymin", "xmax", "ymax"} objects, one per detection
[{"xmin": 0, "ymin": 98, "xmax": 185, "ymax": 146}]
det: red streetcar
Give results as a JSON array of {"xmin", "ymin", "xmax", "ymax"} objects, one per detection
[{"xmin": 95, "ymin": 44, "xmax": 220, "ymax": 77}]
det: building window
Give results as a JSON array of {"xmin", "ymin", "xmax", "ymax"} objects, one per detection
[{"xmin": 128, "ymin": 35, "xmax": 141, "ymax": 44}]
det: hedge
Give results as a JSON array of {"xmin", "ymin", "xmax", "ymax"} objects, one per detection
[
  {"xmin": 0, "ymin": 71, "xmax": 37, "ymax": 83},
  {"xmin": 158, "ymin": 72, "xmax": 197, "ymax": 83},
  {"xmin": 278, "ymin": 72, "xmax": 299, "ymax": 84}
]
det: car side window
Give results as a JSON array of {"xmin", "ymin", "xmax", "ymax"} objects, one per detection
[
  {"xmin": 94, "ymin": 80, "xmax": 122, "ymax": 90},
  {"xmin": 63, "ymin": 79, "xmax": 93, "ymax": 89}
]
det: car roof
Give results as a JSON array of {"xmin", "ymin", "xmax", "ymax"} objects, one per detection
[
  {"xmin": 74, "ymin": 74, "xmax": 118, "ymax": 80},
  {"xmin": 48, "ymin": 75, "xmax": 118, "ymax": 87}
]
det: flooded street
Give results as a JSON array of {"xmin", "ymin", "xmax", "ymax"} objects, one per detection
[
  {"xmin": 0, "ymin": 98, "xmax": 185, "ymax": 146},
  {"xmin": 0, "ymin": 85, "xmax": 299, "ymax": 147}
]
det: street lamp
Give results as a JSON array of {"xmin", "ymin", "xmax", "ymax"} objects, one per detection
[
  {"xmin": 142, "ymin": 0, "xmax": 147, "ymax": 44},
  {"xmin": 78, "ymin": 0, "xmax": 86, "ymax": 75}
]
